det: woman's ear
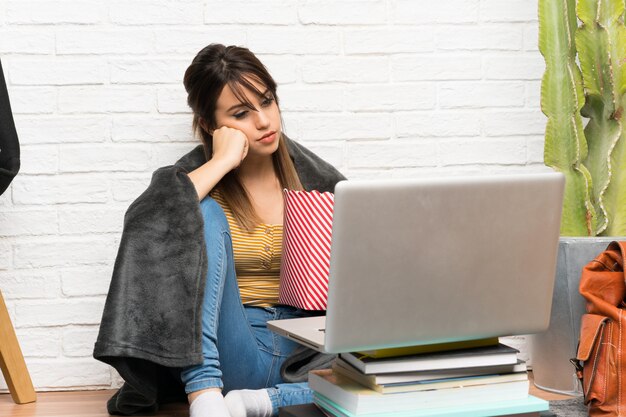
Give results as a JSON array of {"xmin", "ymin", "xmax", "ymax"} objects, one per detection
[{"xmin": 198, "ymin": 117, "xmax": 213, "ymax": 135}]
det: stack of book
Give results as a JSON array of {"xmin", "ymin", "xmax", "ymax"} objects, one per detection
[{"xmin": 307, "ymin": 339, "xmax": 550, "ymax": 417}]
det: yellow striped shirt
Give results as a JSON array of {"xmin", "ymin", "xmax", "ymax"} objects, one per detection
[{"xmin": 211, "ymin": 189, "xmax": 282, "ymax": 307}]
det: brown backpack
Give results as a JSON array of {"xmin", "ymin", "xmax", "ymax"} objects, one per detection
[{"xmin": 572, "ymin": 241, "xmax": 626, "ymax": 416}]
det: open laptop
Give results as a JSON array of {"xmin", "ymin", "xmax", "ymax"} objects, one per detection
[{"xmin": 267, "ymin": 172, "xmax": 565, "ymax": 353}]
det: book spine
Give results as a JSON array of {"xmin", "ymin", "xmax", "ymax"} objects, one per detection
[{"xmin": 341, "ymin": 353, "xmax": 519, "ymax": 374}]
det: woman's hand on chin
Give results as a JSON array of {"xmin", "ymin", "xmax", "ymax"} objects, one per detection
[
  {"xmin": 188, "ymin": 126, "xmax": 249, "ymax": 200},
  {"xmin": 211, "ymin": 126, "xmax": 249, "ymax": 170}
]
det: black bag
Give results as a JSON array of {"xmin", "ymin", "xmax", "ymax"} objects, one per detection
[{"xmin": 0, "ymin": 59, "xmax": 20, "ymax": 196}]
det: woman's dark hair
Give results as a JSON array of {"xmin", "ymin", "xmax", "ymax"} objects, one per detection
[
  {"xmin": 183, "ymin": 44, "xmax": 303, "ymax": 230},
  {"xmin": 184, "ymin": 44, "xmax": 277, "ymax": 151}
]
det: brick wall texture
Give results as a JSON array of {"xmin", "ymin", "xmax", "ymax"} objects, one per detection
[{"xmin": 1, "ymin": 0, "xmax": 542, "ymax": 390}]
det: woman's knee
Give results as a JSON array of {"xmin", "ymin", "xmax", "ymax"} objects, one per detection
[{"xmin": 199, "ymin": 196, "xmax": 229, "ymax": 235}]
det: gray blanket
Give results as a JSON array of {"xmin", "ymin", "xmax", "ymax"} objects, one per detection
[{"xmin": 94, "ymin": 137, "xmax": 345, "ymax": 415}]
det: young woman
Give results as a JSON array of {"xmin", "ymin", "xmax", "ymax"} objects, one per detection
[{"xmin": 94, "ymin": 44, "xmax": 345, "ymax": 417}]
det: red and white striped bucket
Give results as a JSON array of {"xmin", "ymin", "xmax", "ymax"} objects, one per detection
[{"xmin": 279, "ymin": 189, "xmax": 334, "ymax": 310}]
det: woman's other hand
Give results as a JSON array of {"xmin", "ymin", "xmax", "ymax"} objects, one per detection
[{"xmin": 211, "ymin": 126, "xmax": 249, "ymax": 170}]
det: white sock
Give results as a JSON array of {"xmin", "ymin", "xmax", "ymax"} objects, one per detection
[
  {"xmin": 224, "ymin": 389, "xmax": 273, "ymax": 417},
  {"xmin": 189, "ymin": 390, "xmax": 231, "ymax": 417}
]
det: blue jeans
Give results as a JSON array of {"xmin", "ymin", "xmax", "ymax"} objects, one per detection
[{"xmin": 180, "ymin": 197, "xmax": 314, "ymax": 413}]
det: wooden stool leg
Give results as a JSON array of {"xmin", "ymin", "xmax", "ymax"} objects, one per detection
[{"xmin": 0, "ymin": 290, "xmax": 36, "ymax": 404}]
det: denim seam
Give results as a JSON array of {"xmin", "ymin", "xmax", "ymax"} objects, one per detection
[
  {"xmin": 184, "ymin": 377, "xmax": 224, "ymax": 394},
  {"xmin": 266, "ymin": 387, "xmax": 280, "ymax": 415},
  {"xmin": 265, "ymin": 348, "xmax": 280, "ymax": 388},
  {"xmin": 210, "ymin": 233, "xmax": 227, "ymax": 330},
  {"xmin": 242, "ymin": 306, "xmax": 272, "ymax": 354}
]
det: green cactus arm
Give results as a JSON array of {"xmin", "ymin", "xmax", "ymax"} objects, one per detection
[
  {"xmin": 544, "ymin": 116, "xmax": 596, "ymax": 235},
  {"xmin": 577, "ymin": 0, "xmax": 624, "ymax": 235},
  {"xmin": 600, "ymin": 7, "xmax": 626, "ymax": 236},
  {"xmin": 540, "ymin": 0, "xmax": 595, "ymax": 235},
  {"xmin": 604, "ymin": 125, "xmax": 626, "ymax": 236}
]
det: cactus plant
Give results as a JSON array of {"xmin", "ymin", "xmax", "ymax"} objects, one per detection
[{"xmin": 540, "ymin": 0, "xmax": 626, "ymax": 236}]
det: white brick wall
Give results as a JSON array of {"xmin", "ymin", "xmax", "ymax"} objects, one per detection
[{"xmin": 0, "ymin": 0, "xmax": 546, "ymax": 391}]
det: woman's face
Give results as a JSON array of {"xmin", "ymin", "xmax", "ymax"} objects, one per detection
[{"xmin": 212, "ymin": 77, "xmax": 282, "ymax": 159}]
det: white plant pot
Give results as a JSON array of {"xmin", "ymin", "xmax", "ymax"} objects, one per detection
[{"xmin": 528, "ymin": 237, "xmax": 619, "ymax": 396}]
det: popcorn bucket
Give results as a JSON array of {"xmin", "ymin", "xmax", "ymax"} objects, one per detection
[{"xmin": 279, "ymin": 189, "xmax": 334, "ymax": 310}]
